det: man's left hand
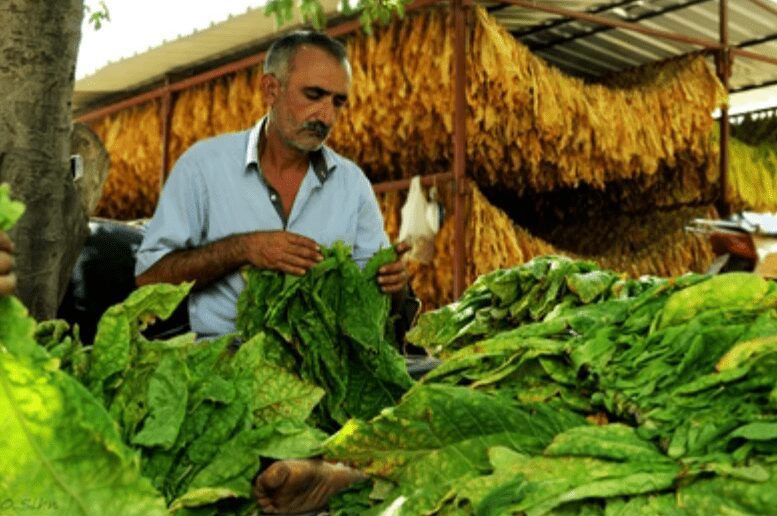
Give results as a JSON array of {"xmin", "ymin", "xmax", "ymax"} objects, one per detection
[
  {"xmin": 0, "ymin": 231, "xmax": 16, "ymax": 297},
  {"xmin": 378, "ymin": 242, "xmax": 410, "ymax": 294}
]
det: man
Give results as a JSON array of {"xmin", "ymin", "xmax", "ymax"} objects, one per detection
[
  {"xmin": 135, "ymin": 31, "xmax": 408, "ymax": 337},
  {"xmin": 0, "ymin": 231, "xmax": 15, "ymax": 296},
  {"xmin": 135, "ymin": 31, "xmax": 408, "ymax": 512}
]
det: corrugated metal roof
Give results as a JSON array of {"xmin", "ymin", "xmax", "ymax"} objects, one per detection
[
  {"xmin": 73, "ymin": 0, "xmax": 777, "ymax": 113},
  {"xmin": 492, "ymin": 0, "xmax": 777, "ymax": 91}
]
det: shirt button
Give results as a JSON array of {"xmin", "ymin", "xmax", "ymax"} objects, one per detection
[{"xmin": 270, "ymin": 194, "xmax": 277, "ymax": 201}]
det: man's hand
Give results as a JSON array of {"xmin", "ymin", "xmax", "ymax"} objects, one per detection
[
  {"xmin": 244, "ymin": 231, "xmax": 323, "ymax": 276},
  {"xmin": 0, "ymin": 231, "xmax": 16, "ymax": 296},
  {"xmin": 378, "ymin": 241, "xmax": 410, "ymax": 294}
]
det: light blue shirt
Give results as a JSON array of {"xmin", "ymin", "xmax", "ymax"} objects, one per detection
[{"xmin": 135, "ymin": 118, "xmax": 389, "ymax": 337}]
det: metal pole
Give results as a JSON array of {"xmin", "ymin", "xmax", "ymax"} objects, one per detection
[
  {"xmin": 160, "ymin": 78, "xmax": 173, "ymax": 185},
  {"xmin": 453, "ymin": 0, "xmax": 467, "ymax": 298},
  {"xmin": 76, "ymin": 52, "xmax": 264, "ymax": 123},
  {"xmin": 717, "ymin": 0, "xmax": 731, "ymax": 218}
]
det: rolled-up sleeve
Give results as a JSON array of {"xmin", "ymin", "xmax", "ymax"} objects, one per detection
[
  {"xmin": 352, "ymin": 173, "xmax": 390, "ymax": 269},
  {"xmin": 135, "ymin": 151, "xmax": 206, "ymax": 276}
]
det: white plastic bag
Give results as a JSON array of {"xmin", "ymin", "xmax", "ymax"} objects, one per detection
[{"xmin": 398, "ymin": 176, "xmax": 440, "ymax": 263}]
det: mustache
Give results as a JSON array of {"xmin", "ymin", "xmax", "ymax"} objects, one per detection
[{"xmin": 303, "ymin": 121, "xmax": 331, "ymax": 139}]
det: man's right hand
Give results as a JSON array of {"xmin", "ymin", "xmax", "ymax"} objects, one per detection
[
  {"xmin": 0, "ymin": 231, "xmax": 16, "ymax": 296},
  {"xmin": 243, "ymin": 231, "xmax": 323, "ymax": 276}
]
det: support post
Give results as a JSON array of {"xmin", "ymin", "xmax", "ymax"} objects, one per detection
[
  {"xmin": 453, "ymin": 0, "xmax": 467, "ymax": 298},
  {"xmin": 160, "ymin": 77, "xmax": 173, "ymax": 186},
  {"xmin": 717, "ymin": 0, "xmax": 731, "ymax": 218}
]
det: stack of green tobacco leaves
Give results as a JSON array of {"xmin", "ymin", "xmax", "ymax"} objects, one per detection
[
  {"xmin": 38, "ymin": 284, "xmax": 328, "ymax": 514},
  {"xmin": 405, "ymin": 256, "xmax": 663, "ymax": 358},
  {"xmin": 236, "ymin": 241, "xmax": 413, "ymax": 430},
  {"xmin": 12, "ymin": 171, "xmax": 777, "ymax": 515},
  {"xmin": 4, "ymin": 176, "xmax": 414, "ymax": 514},
  {"xmin": 324, "ymin": 257, "xmax": 777, "ymax": 514}
]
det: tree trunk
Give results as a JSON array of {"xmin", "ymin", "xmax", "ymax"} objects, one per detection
[{"xmin": 0, "ymin": 0, "xmax": 87, "ymax": 320}]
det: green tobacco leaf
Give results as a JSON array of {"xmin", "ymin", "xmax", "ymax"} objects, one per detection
[
  {"xmin": 185, "ymin": 421, "xmax": 325, "ymax": 501},
  {"xmin": 342, "ymin": 245, "xmax": 396, "ymax": 347},
  {"xmin": 88, "ymin": 283, "xmax": 192, "ymax": 401},
  {"xmin": 471, "ymin": 447, "xmax": 679, "ymax": 516},
  {"xmin": 404, "ymin": 304, "xmax": 458, "ymax": 349},
  {"xmin": 187, "ymin": 427, "xmax": 273, "ymax": 498},
  {"xmin": 132, "ymin": 352, "xmax": 189, "ymax": 449},
  {"xmin": 729, "ymin": 422, "xmax": 777, "ymax": 441},
  {"xmin": 120, "ymin": 282, "xmax": 195, "ymax": 324},
  {"xmin": 482, "ymin": 267, "xmax": 521, "ymax": 305},
  {"xmin": 230, "ymin": 333, "xmax": 324, "ymax": 424},
  {"xmin": 327, "ymin": 480, "xmax": 373, "ymax": 516},
  {"xmin": 686, "ymin": 457, "xmax": 771, "ymax": 482},
  {"xmin": 421, "ymin": 331, "xmax": 565, "ymax": 388},
  {"xmin": 325, "ymin": 384, "xmax": 585, "ymax": 513},
  {"xmin": 566, "ymin": 270, "xmax": 618, "ymax": 304},
  {"xmin": 34, "ymin": 319, "xmax": 72, "ymax": 349},
  {"xmin": 0, "ymin": 183, "xmax": 25, "ymax": 231},
  {"xmin": 716, "ymin": 334, "xmax": 777, "ymax": 371},
  {"xmin": 0, "ymin": 351, "xmax": 166, "ymax": 515},
  {"xmin": 0, "ymin": 296, "xmax": 49, "ymax": 365},
  {"xmin": 88, "ymin": 308, "xmax": 131, "ymax": 398},
  {"xmin": 252, "ymin": 419, "xmax": 327, "ymax": 459},
  {"xmin": 603, "ymin": 494, "xmax": 682, "ymax": 515},
  {"xmin": 169, "ymin": 487, "xmax": 241, "ymax": 513},
  {"xmin": 545, "ymin": 424, "xmax": 670, "ymax": 463},
  {"xmin": 658, "ymin": 273, "xmax": 768, "ymax": 329},
  {"xmin": 677, "ymin": 463, "xmax": 777, "ymax": 514},
  {"xmin": 236, "ymin": 269, "xmax": 284, "ymax": 339}
]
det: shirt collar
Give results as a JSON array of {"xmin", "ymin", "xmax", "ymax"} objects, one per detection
[{"xmin": 245, "ymin": 117, "xmax": 336, "ymax": 184}]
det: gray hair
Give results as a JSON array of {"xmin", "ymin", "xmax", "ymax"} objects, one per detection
[{"xmin": 263, "ymin": 31, "xmax": 350, "ymax": 84}]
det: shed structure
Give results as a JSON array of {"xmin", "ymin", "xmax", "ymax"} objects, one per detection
[{"xmin": 74, "ymin": 0, "xmax": 777, "ymax": 309}]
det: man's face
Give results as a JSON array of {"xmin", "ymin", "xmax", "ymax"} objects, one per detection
[{"xmin": 268, "ymin": 46, "xmax": 351, "ymax": 153}]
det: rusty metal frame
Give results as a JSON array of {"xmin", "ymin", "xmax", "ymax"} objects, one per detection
[
  {"xmin": 717, "ymin": 0, "xmax": 731, "ymax": 217},
  {"xmin": 160, "ymin": 77, "xmax": 173, "ymax": 186},
  {"xmin": 453, "ymin": 0, "xmax": 468, "ymax": 298}
]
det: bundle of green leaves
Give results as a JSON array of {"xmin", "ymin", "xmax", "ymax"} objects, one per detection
[
  {"xmin": 236, "ymin": 241, "xmax": 413, "ymax": 430},
  {"xmin": 325, "ymin": 259, "xmax": 777, "ymax": 514},
  {"xmin": 406, "ymin": 256, "xmax": 662, "ymax": 357},
  {"xmin": 33, "ymin": 281, "xmax": 338, "ymax": 516}
]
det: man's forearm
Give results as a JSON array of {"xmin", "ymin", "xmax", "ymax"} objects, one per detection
[{"xmin": 136, "ymin": 234, "xmax": 247, "ymax": 290}]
